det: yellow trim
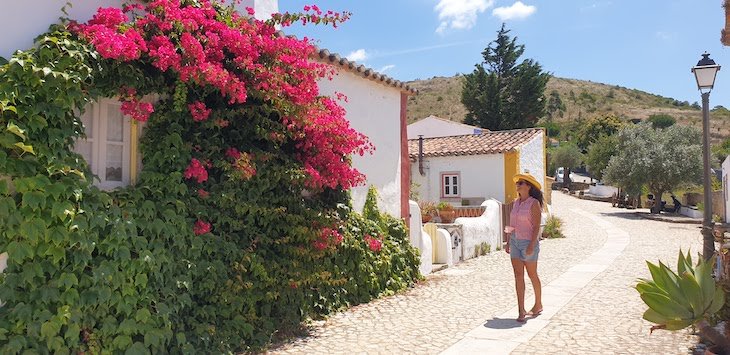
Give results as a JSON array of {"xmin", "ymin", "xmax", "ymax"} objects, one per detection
[
  {"xmin": 504, "ymin": 151, "xmax": 519, "ymax": 202},
  {"xmin": 130, "ymin": 120, "xmax": 139, "ymax": 185}
]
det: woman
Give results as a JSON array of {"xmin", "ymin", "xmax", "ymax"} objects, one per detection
[{"xmin": 504, "ymin": 173, "xmax": 544, "ymax": 323}]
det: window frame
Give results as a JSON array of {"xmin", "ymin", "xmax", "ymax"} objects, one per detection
[
  {"xmin": 74, "ymin": 98, "xmax": 132, "ymax": 191},
  {"xmin": 440, "ymin": 172, "xmax": 461, "ymax": 198}
]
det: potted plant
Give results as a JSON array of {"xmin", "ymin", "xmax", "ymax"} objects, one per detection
[
  {"xmin": 636, "ymin": 250, "xmax": 729, "ymax": 354},
  {"xmin": 437, "ymin": 202, "xmax": 456, "ymax": 223},
  {"xmin": 419, "ymin": 201, "xmax": 437, "ymax": 223}
]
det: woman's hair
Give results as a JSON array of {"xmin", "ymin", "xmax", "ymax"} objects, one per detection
[{"xmin": 527, "ymin": 184, "xmax": 544, "ymax": 207}]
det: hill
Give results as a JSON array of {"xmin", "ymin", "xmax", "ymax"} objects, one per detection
[{"xmin": 406, "ymin": 75, "xmax": 730, "ymax": 142}]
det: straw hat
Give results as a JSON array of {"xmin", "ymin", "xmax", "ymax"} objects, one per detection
[{"xmin": 513, "ymin": 173, "xmax": 542, "ymax": 191}]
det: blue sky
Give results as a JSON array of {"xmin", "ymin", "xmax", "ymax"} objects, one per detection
[{"xmin": 279, "ymin": 0, "xmax": 730, "ymax": 109}]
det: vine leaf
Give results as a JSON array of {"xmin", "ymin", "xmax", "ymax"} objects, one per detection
[
  {"xmin": 7, "ymin": 122, "xmax": 26, "ymax": 141},
  {"xmin": 14, "ymin": 142, "xmax": 35, "ymax": 155}
]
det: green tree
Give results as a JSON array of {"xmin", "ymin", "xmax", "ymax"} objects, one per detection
[
  {"xmin": 545, "ymin": 90, "xmax": 565, "ymax": 119},
  {"xmin": 585, "ymin": 134, "xmax": 618, "ymax": 181},
  {"xmin": 575, "ymin": 114, "xmax": 623, "ymax": 151},
  {"xmin": 603, "ymin": 123, "xmax": 702, "ymax": 213},
  {"xmin": 713, "ymin": 137, "xmax": 730, "ymax": 166},
  {"xmin": 462, "ymin": 24, "xmax": 550, "ymax": 130},
  {"xmin": 551, "ymin": 143, "xmax": 584, "ymax": 189},
  {"xmin": 647, "ymin": 114, "xmax": 676, "ymax": 129}
]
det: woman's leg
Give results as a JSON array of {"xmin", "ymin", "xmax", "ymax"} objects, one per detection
[
  {"xmin": 511, "ymin": 257, "xmax": 526, "ymax": 319},
  {"xmin": 525, "ymin": 261, "xmax": 542, "ymax": 314}
]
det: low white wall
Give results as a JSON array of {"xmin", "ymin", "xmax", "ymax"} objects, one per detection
[
  {"xmin": 453, "ymin": 199, "xmax": 503, "ymax": 259},
  {"xmin": 434, "ymin": 229, "xmax": 453, "ymax": 266},
  {"xmin": 408, "ymin": 200, "xmax": 432, "ymax": 275},
  {"xmin": 588, "ymin": 185, "xmax": 618, "ymax": 198}
]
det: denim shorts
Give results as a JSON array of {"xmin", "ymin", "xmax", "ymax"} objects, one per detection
[{"xmin": 509, "ymin": 234, "xmax": 539, "ymax": 262}]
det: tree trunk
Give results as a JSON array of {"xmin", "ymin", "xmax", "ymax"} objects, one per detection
[
  {"xmin": 651, "ymin": 191, "xmax": 664, "ymax": 214},
  {"xmin": 698, "ymin": 320, "xmax": 730, "ymax": 354}
]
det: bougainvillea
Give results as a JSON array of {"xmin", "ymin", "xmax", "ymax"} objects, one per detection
[
  {"xmin": 193, "ymin": 219, "xmax": 212, "ymax": 235},
  {"xmin": 74, "ymin": 0, "xmax": 367, "ymax": 193},
  {"xmin": 183, "ymin": 158, "xmax": 208, "ymax": 183},
  {"xmin": 364, "ymin": 234, "xmax": 383, "ymax": 252}
]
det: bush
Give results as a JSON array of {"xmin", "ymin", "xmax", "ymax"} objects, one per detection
[{"xmin": 542, "ymin": 216, "xmax": 565, "ymax": 239}]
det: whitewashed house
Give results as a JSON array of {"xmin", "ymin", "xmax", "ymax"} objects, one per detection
[
  {"xmin": 0, "ymin": 0, "xmax": 416, "ymax": 221},
  {"xmin": 409, "ymin": 128, "xmax": 546, "ymax": 205},
  {"xmin": 407, "ymin": 115, "xmax": 484, "ymax": 139}
]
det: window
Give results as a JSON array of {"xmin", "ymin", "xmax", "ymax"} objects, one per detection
[
  {"xmin": 441, "ymin": 173, "xmax": 460, "ymax": 197},
  {"xmin": 74, "ymin": 99, "xmax": 133, "ymax": 190}
]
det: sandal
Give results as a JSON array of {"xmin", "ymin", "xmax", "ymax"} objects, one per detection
[
  {"xmin": 527, "ymin": 308, "xmax": 543, "ymax": 317},
  {"xmin": 516, "ymin": 311, "xmax": 527, "ymax": 323}
]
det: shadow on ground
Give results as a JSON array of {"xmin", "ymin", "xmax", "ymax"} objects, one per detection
[{"xmin": 483, "ymin": 317, "xmax": 525, "ymax": 329}]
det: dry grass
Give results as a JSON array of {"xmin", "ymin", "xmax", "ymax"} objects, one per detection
[{"xmin": 406, "ymin": 75, "xmax": 730, "ymax": 142}]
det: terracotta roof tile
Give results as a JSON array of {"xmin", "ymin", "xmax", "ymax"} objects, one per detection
[
  {"xmin": 408, "ymin": 128, "xmax": 543, "ymax": 160},
  {"xmin": 313, "ymin": 48, "xmax": 418, "ymax": 95},
  {"xmin": 273, "ymin": 31, "xmax": 418, "ymax": 94}
]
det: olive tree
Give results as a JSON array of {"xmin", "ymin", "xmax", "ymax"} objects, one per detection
[
  {"xmin": 603, "ymin": 123, "xmax": 702, "ymax": 213},
  {"xmin": 585, "ymin": 134, "xmax": 618, "ymax": 181},
  {"xmin": 550, "ymin": 143, "xmax": 584, "ymax": 189}
]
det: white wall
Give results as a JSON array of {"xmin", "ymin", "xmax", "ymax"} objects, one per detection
[
  {"xmin": 0, "ymin": 0, "xmax": 123, "ymax": 59},
  {"xmin": 0, "ymin": 1, "xmax": 274, "ymax": 59},
  {"xmin": 240, "ymin": 0, "xmax": 279, "ymax": 21},
  {"xmin": 455, "ymin": 199, "xmax": 503, "ymax": 258},
  {"xmin": 722, "ymin": 156, "xmax": 730, "ymax": 223},
  {"xmin": 518, "ymin": 131, "xmax": 545, "ymax": 189},
  {"xmin": 317, "ymin": 70, "xmax": 403, "ymax": 217},
  {"xmin": 411, "ymin": 154, "xmax": 505, "ymax": 204},
  {"xmin": 407, "ymin": 116, "xmax": 482, "ymax": 139}
]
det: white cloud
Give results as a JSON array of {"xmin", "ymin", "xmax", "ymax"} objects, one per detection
[
  {"xmin": 379, "ymin": 64, "xmax": 396, "ymax": 73},
  {"xmin": 492, "ymin": 1, "xmax": 536, "ymax": 21},
  {"xmin": 434, "ymin": 0, "xmax": 494, "ymax": 34},
  {"xmin": 346, "ymin": 49, "xmax": 368, "ymax": 62},
  {"xmin": 656, "ymin": 31, "xmax": 671, "ymax": 41}
]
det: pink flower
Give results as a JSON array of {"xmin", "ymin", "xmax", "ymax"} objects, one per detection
[
  {"xmin": 197, "ymin": 189, "xmax": 210, "ymax": 199},
  {"xmin": 364, "ymin": 234, "xmax": 383, "ymax": 253},
  {"xmin": 188, "ymin": 101, "xmax": 212, "ymax": 121},
  {"xmin": 225, "ymin": 147, "xmax": 241, "ymax": 160},
  {"xmin": 120, "ymin": 100, "xmax": 154, "ymax": 122},
  {"xmin": 183, "ymin": 158, "xmax": 208, "ymax": 183},
  {"xmin": 193, "ymin": 219, "xmax": 211, "ymax": 235},
  {"xmin": 312, "ymin": 227, "xmax": 343, "ymax": 251}
]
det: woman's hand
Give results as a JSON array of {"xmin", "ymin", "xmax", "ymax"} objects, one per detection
[{"xmin": 526, "ymin": 242, "xmax": 535, "ymax": 256}]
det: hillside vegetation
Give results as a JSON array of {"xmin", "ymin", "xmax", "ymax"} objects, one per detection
[{"xmin": 406, "ymin": 75, "xmax": 730, "ymax": 141}]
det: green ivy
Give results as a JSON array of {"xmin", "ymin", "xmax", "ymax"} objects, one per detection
[{"xmin": 0, "ymin": 20, "xmax": 421, "ymax": 354}]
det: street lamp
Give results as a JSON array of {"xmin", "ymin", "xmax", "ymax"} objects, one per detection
[{"xmin": 692, "ymin": 52, "xmax": 721, "ymax": 260}]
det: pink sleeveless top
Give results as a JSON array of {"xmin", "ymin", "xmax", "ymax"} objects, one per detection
[{"xmin": 510, "ymin": 197, "xmax": 538, "ymax": 240}]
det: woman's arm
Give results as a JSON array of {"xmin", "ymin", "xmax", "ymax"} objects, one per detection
[{"xmin": 526, "ymin": 201, "xmax": 541, "ymax": 254}]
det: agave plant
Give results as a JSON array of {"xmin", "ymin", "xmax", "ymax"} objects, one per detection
[{"xmin": 636, "ymin": 250, "xmax": 729, "ymax": 352}]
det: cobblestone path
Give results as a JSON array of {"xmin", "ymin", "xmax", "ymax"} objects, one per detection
[{"xmin": 269, "ymin": 193, "xmax": 702, "ymax": 354}]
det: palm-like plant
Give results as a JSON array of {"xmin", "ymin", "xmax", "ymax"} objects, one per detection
[{"xmin": 636, "ymin": 250, "xmax": 729, "ymax": 352}]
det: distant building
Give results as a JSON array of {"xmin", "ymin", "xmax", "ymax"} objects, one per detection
[
  {"xmin": 409, "ymin": 128, "xmax": 546, "ymax": 205},
  {"xmin": 407, "ymin": 115, "xmax": 485, "ymax": 140}
]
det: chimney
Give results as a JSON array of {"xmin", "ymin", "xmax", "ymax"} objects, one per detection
[
  {"xmin": 239, "ymin": 0, "xmax": 279, "ymax": 21},
  {"xmin": 418, "ymin": 135, "xmax": 425, "ymax": 176}
]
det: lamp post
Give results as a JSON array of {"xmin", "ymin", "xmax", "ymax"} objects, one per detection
[{"xmin": 692, "ymin": 52, "xmax": 721, "ymax": 260}]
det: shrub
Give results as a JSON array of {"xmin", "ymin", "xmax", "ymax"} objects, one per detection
[{"xmin": 542, "ymin": 216, "xmax": 565, "ymax": 239}]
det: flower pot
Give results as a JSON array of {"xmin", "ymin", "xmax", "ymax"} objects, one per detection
[{"xmin": 439, "ymin": 210, "xmax": 456, "ymax": 223}]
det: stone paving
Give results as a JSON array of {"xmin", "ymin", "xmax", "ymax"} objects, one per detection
[{"xmin": 268, "ymin": 193, "xmax": 704, "ymax": 354}]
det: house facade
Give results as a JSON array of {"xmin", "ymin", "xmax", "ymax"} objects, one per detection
[
  {"xmin": 407, "ymin": 115, "xmax": 484, "ymax": 140},
  {"xmin": 409, "ymin": 128, "xmax": 546, "ymax": 205},
  {"xmin": 0, "ymin": 0, "xmax": 415, "ymax": 220}
]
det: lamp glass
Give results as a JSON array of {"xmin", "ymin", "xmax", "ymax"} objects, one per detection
[{"xmin": 693, "ymin": 66, "xmax": 719, "ymax": 90}]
